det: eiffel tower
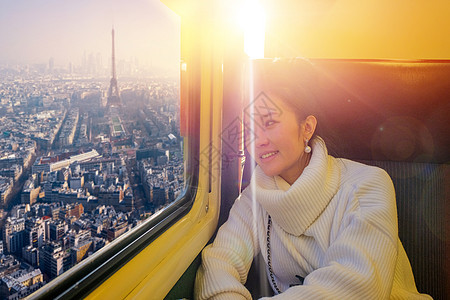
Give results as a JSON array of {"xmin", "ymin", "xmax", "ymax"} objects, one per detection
[{"xmin": 107, "ymin": 27, "xmax": 121, "ymax": 107}]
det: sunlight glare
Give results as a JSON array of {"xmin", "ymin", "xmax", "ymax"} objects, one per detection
[{"xmin": 238, "ymin": 0, "xmax": 266, "ymax": 59}]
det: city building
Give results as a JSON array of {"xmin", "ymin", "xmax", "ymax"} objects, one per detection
[
  {"xmin": 2, "ymin": 218, "xmax": 25, "ymax": 254},
  {"xmin": 38, "ymin": 243, "xmax": 69, "ymax": 279},
  {"xmin": 0, "ymin": 268, "xmax": 44, "ymax": 300}
]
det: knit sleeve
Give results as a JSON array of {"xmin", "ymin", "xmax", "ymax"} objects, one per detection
[
  {"xmin": 194, "ymin": 194, "xmax": 260, "ymax": 300},
  {"xmin": 261, "ymin": 167, "xmax": 406, "ymax": 299}
]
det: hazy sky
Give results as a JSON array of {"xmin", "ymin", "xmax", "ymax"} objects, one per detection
[{"xmin": 0, "ymin": 0, "xmax": 180, "ymax": 73}]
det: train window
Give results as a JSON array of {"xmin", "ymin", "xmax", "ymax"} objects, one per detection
[{"xmin": 0, "ymin": 1, "xmax": 200, "ymax": 299}]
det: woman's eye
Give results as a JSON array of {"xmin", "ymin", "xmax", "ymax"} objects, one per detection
[{"xmin": 265, "ymin": 120, "xmax": 276, "ymax": 127}]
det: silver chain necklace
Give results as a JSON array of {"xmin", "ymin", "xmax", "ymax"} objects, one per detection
[{"xmin": 267, "ymin": 215, "xmax": 282, "ymax": 294}]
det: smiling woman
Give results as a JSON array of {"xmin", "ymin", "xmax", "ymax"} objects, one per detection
[
  {"xmin": 244, "ymin": 98, "xmax": 317, "ymax": 184},
  {"xmin": 194, "ymin": 58, "xmax": 433, "ymax": 299}
]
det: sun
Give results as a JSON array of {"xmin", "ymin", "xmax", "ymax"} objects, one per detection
[{"xmin": 237, "ymin": 0, "xmax": 266, "ymax": 59}]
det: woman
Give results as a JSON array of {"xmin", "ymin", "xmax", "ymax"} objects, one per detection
[{"xmin": 195, "ymin": 59, "xmax": 430, "ymax": 299}]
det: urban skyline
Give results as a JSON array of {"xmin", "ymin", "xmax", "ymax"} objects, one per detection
[
  {"xmin": 0, "ymin": 2, "xmax": 184, "ymax": 297},
  {"xmin": 0, "ymin": 0, "xmax": 180, "ymax": 75},
  {"xmin": 0, "ymin": 65, "xmax": 184, "ymax": 299}
]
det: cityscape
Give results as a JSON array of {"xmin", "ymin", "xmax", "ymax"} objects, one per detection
[{"xmin": 0, "ymin": 24, "xmax": 183, "ymax": 298}]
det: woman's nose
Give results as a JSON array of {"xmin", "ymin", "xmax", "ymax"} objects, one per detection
[{"xmin": 254, "ymin": 127, "xmax": 269, "ymax": 147}]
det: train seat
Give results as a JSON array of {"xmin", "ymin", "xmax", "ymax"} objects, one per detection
[
  {"xmin": 166, "ymin": 59, "xmax": 450, "ymax": 300},
  {"xmin": 244, "ymin": 59, "xmax": 450, "ymax": 300}
]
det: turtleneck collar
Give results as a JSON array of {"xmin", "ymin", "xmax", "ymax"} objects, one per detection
[{"xmin": 244, "ymin": 138, "xmax": 340, "ymax": 236}]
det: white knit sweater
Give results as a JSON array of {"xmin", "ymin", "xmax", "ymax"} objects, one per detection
[{"xmin": 195, "ymin": 139, "xmax": 431, "ymax": 299}]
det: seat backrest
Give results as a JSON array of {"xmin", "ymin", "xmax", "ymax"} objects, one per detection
[{"xmin": 360, "ymin": 160, "xmax": 448, "ymax": 299}]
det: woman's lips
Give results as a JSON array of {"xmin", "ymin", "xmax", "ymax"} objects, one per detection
[{"xmin": 260, "ymin": 150, "xmax": 279, "ymax": 160}]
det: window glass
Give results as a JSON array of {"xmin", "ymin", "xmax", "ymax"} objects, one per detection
[{"xmin": 0, "ymin": 1, "xmax": 184, "ymax": 297}]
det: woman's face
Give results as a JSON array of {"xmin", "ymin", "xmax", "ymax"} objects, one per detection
[{"xmin": 244, "ymin": 96, "xmax": 315, "ymax": 184}]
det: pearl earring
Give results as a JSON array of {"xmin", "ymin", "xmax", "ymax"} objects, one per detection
[{"xmin": 304, "ymin": 139, "xmax": 311, "ymax": 153}]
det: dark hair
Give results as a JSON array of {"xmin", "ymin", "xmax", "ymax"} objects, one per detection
[{"xmin": 247, "ymin": 58, "xmax": 341, "ymax": 157}]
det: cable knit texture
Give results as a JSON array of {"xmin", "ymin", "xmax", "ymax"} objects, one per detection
[{"xmin": 195, "ymin": 138, "xmax": 431, "ymax": 299}]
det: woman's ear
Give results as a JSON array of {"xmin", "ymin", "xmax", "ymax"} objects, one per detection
[{"xmin": 303, "ymin": 115, "xmax": 317, "ymax": 139}]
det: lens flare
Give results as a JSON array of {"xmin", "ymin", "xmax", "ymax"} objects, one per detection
[{"xmin": 238, "ymin": 0, "xmax": 266, "ymax": 59}]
